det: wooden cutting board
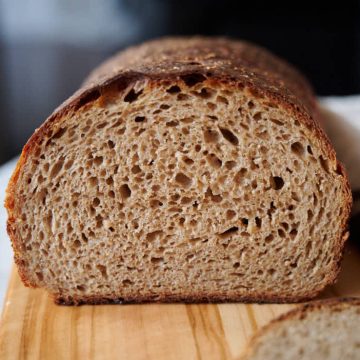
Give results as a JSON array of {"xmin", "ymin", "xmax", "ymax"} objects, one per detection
[{"xmin": 1, "ymin": 246, "xmax": 359, "ymax": 360}]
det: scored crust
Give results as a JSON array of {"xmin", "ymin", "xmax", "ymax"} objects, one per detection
[{"xmin": 5, "ymin": 37, "xmax": 352, "ymax": 304}]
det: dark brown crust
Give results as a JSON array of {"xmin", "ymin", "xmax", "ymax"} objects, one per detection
[
  {"xmin": 55, "ymin": 291, "xmax": 326, "ymax": 306},
  {"xmin": 5, "ymin": 36, "xmax": 352, "ymax": 304},
  {"xmin": 240, "ymin": 297, "xmax": 360, "ymax": 359}
]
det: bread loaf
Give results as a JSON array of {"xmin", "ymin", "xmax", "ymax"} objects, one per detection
[
  {"xmin": 240, "ymin": 298, "xmax": 360, "ymax": 360},
  {"xmin": 5, "ymin": 37, "xmax": 351, "ymax": 304}
]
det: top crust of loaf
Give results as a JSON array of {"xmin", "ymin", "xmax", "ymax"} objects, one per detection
[
  {"xmin": 240, "ymin": 298, "xmax": 360, "ymax": 359},
  {"xmin": 5, "ymin": 37, "xmax": 352, "ymax": 301}
]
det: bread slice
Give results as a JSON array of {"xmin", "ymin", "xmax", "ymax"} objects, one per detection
[
  {"xmin": 5, "ymin": 37, "xmax": 351, "ymax": 304},
  {"xmin": 240, "ymin": 298, "xmax": 360, "ymax": 360}
]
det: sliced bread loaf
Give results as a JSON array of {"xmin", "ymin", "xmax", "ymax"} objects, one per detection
[
  {"xmin": 240, "ymin": 298, "xmax": 360, "ymax": 360},
  {"xmin": 5, "ymin": 37, "xmax": 351, "ymax": 304}
]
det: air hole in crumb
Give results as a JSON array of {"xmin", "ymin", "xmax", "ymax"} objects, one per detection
[
  {"xmin": 111, "ymin": 119, "xmax": 122, "ymax": 128},
  {"xmin": 278, "ymin": 229, "xmax": 286, "ymax": 238},
  {"xmin": 52, "ymin": 127, "xmax": 67, "ymax": 139},
  {"xmin": 119, "ymin": 184, "xmax": 131, "ymax": 199},
  {"xmin": 73, "ymin": 239, "xmax": 81, "ymax": 248},
  {"xmin": 166, "ymin": 85, "xmax": 181, "ymax": 94},
  {"xmin": 175, "ymin": 172, "xmax": 192, "ymax": 188},
  {"xmin": 207, "ymin": 102, "xmax": 216, "ymax": 110},
  {"xmin": 106, "ymin": 176, "xmax": 114, "ymax": 185},
  {"xmin": 150, "ymin": 199, "xmax": 163, "ymax": 207},
  {"xmin": 205, "ymin": 187, "xmax": 222, "ymax": 203},
  {"xmin": 97, "ymin": 122, "xmax": 107, "ymax": 129},
  {"xmin": 290, "ymin": 229, "xmax": 298, "ymax": 238},
  {"xmin": 195, "ymin": 144, "xmax": 201, "ymax": 152},
  {"xmin": 182, "ymin": 127, "xmax": 190, "ymax": 135},
  {"xmin": 146, "ymin": 230, "xmax": 163, "ymax": 242},
  {"xmin": 313, "ymin": 194, "xmax": 318, "ymax": 206},
  {"xmin": 203, "ymin": 129, "xmax": 219, "ymax": 143},
  {"xmin": 44, "ymin": 212, "xmax": 53, "ymax": 233},
  {"xmin": 50, "ymin": 160, "xmax": 64, "ymax": 178},
  {"xmin": 131, "ymin": 165, "xmax": 142, "ymax": 174},
  {"xmin": 225, "ymin": 161, "xmax": 236, "ymax": 170},
  {"xmin": 206, "ymin": 153, "xmax": 222, "ymax": 169},
  {"xmin": 180, "ymin": 73, "xmax": 206, "ymax": 87},
  {"xmin": 307, "ymin": 145, "xmax": 313, "ymax": 155},
  {"xmin": 190, "ymin": 219, "xmax": 197, "ymax": 226},
  {"xmin": 124, "ymin": 88, "xmax": 143, "ymax": 103},
  {"xmin": 219, "ymin": 227, "xmax": 239, "ymax": 238},
  {"xmin": 107, "ymin": 140, "xmax": 115, "ymax": 149},
  {"xmin": 181, "ymin": 197, "xmax": 192, "ymax": 204},
  {"xmin": 77, "ymin": 285, "xmax": 85, "ymax": 291},
  {"xmin": 291, "ymin": 192, "xmax": 300, "ymax": 202},
  {"xmin": 265, "ymin": 234, "xmax": 274, "ymax": 243},
  {"xmin": 270, "ymin": 118, "xmax": 284, "ymax": 126},
  {"xmin": 253, "ymin": 112, "xmax": 262, "ymax": 121},
  {"xmin": 94, "ymin": 156, "xmax": 103, "ymax": 166},
  {"xmin": 122, "ymin": 279, "xmax": 133, "ymax": 287},
  {"xmin": 194, "ymin": 87, "xmax": 215, "ymax": 99},
  {"xmin": 336, "ymin": 163, "xmax": 343, "ymax": 176},
  {"xmin": 255, "ymin": 217, "xmax": 262, "ymax": 228},
  {"xmin": 93, "ymin": 197, "xmax": 100, "ymax": 207},
  {"xmin": 270, "ymin": 176, "xmax": 284, "ymax": 190},
  {"xmin": 291, "ymin": 142, "xmax": 305, "ymax": 157},
  {"xmin": 96, "ymin": 265, "xmax": 108, "ymax": 278},
  {"xmin": 212, "ymin": 194, "xmax": 222, "ymax": 203},
  {"xmin": 182, "ymin": 156, "xmax": 194, "ymax": 165},
  {"xmin": 240, "ymin": 218, "xmax": 248, "ymax": 226},
  {"xmin": 63, "ymin": 160, "xmax": 74, "ymax": 171},
  {"xmin": 247, "ymin": 101, "xmax": 255, "ymax": 109},
  {"xmin": 319, "ymin": 156, "xmax": 330, "ymax": 173},
  {"xmin": 281, "ymin": 222, "xmax": 289, "ymax": 231},
  {"xmin": 43, "ymin": 163, "xmax": 50, "ymax": 172},
  {"xmin": 36, "ymin": 272, "xmax": 44, "ymax": 281},
  {"xmin": 233, "ymin": 262, "xmax": 240, "ymax": 269},
  {"xmin": 234, "ymin": 168, "xmax": 247, "ymax": 184},
  {"xmin": 88, "ymin": 177, "xmax": 98, "ymax": 187},
  {"xmin": 307, "ymin": 210, "xmax": 314, "ymax": 221},
  {"xmin": 226, "ymin": 210, "xmax": 236, "ymax": 220},
  {"xmin": 151, "ymin": 257, "xmax": 164, "ymax": 264},
  {"xmin": 216, "ymin": 95, "xmax": 228, "ymax": 105},
  {"xmin": 177, "ymin": 93, "xmax": 190, "ymax": 101},
  {"xmin": 219, "ymin": 127, "xmax": 239, "ymax": 145},
  {"xmin": 166, "ymin": 120, "xmax": 179, "ymax": 127},
  {"xmin": 66, "ymin": 223, "xmax": 74, "ymax": 235},
  {"xmin": 135, "ymin": 116, "xmax": 146, "ymax": 123}
]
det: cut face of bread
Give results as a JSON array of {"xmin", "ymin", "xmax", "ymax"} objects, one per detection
[
  {"xmin": 241, "ymin": 298, "xmax": 360, "ymax": 360},
  {"xmin": 5, "ymin": 37, "xmax": 351, "ymax": 304}
]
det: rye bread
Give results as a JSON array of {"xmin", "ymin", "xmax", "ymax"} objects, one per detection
[
  {"xmin": 5, "ymin": 37, "xmax": 352, "ymax": 304},
  {"xmin": 240, "ymin": 298, "xmax": 360, "ymax": 360}
]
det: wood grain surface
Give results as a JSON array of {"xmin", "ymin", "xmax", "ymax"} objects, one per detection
[{"xmin": 1, "ymin": 246, "xmax": 359, "ymax": 360}]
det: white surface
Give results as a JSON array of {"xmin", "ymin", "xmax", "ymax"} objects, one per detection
[
  {"xmin": 0, "ymin": 96, "xmax": 360, "ymax": 309},
  {"xmin": 320, "ymin": 96, "xmax": 360, "ymax": 189}
]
